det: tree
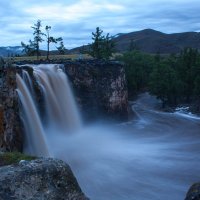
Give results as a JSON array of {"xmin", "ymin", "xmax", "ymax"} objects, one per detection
[
  {"xmin": 45, "ymin": 26, "xmax": 62, "ymax": 59},
  {"xmin": 31, "ymin": 20, "xmax": 45, "ymax": 60},
  {"xmin": 56, "ymin": 39, "xmax": 66, "ymax": 55},
  {"xmin": 21, "ymin": 20, "xmax": 66, "ymax": 59},
  {"xmin": 89, "ymin": 27, "xmax": 104, "ymax": 59},
  {"xmin": 119, "ymin": 50, "xmax": 154, "ymax": 96},
  {"xmin": 149, "ymin": 62, "xmax": 182, "ymax": 107},
  {"xmin": 21, "ymin": 40, "xmax": 36, "ymax": 56},
  {"xmin": 177, "ymin": 48, "xmax": 199, "ymax": 102},
  {"xmin": 102, "ymin": 33, "xmax": 115, "ymax": 60},
  {"xmin": 89, "ymin": 27, "xmax": 115, "ymax": 59},
  {"xmin": 194, "ymin": 76, "xmax": 200, "ymax": 97}
]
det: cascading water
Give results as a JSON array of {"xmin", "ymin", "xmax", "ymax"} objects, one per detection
[
  {"xmin": 16, "ymin": 64, "xmax": 81, "ymax": 156},
  {"xmin": 16, "ymin": 65, "xmax": 200, "ymax": 200}
]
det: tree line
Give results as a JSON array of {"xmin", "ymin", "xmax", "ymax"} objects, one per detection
[
  {"xmin": 21, "ymin": 20, "xmax": 66, "ymax": 60},
  {"xmin": 21, "ymin": 24, "xmax": 115, "ymax": 60},
  {"xmin": 118, "ymin": 48, "xmax": 200, "ymax": 110}
]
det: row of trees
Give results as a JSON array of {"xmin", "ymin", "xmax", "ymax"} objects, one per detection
[
  {"xmin": 150, "ymin": 48, "xmax": 200, "ymax": 107},
  {"xmin": 21, "ymin": 20, "xmax": 66, "ymax": 59},
  {"xmin": 118, "ymin": 48, "xmax": 200, "ymax": 108},
  {"xmin": 22, "ymin": 24, "xmax": 114, "ymax": 60}
]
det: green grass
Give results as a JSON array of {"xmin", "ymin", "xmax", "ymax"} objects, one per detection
[
  {"xmin": 4, "ymin": 53, "xmax": 121, "ymax": 64},
  {"xmin": 0, "ymin": 152, "xmax": 36, "ymax": 166},
  {"xmin": 12, "ymin": 54, "xmax": 92, "ymax": 62}
]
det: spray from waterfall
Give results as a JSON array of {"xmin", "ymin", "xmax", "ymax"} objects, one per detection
[{"xmin": 16, "ymin": 64, "xmax": 82, "ymax": 156}]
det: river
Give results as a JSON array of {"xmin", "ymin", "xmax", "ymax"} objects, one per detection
[{"xmin": 47, "ymin": 92, "xmax": 200, "ymax": 200}]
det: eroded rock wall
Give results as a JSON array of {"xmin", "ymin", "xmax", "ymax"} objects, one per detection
[
  {"xmin": 0, "ymin": 60, "xmax": 128, "ymax": 151},
  {"xmin": 65, "ymin": 60, "xmax": 128, "ymax": 121},
  {"xmin": 0, "ymin": 67, "xmax": 22, "ymax": 152}
]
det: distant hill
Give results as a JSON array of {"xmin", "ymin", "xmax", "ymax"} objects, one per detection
[
  {"xmin": 0, "ymin": 46, "xmax": 23, "ymax": 57},
  {"xmin": 112, "ymin": 29, "xmax": 200, "ymax": 54},
  {"xmin": 0, "ymin": 46, "xmax": 70, "ymax": 57},
  {"xmin": 70, "ymin": 29, "xmax": 200, "ymax": 54},
  {"xmin": 2, "ymin": 29, "xmax": 200, "ymax": 57}
]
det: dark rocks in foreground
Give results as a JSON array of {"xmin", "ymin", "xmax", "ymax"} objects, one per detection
[
  {"xmin": 185, "ymin": 183, "xmax": 200, "ymax": 200},
  {"xmin": 0, "ymin": 158, "xmax": 89, "ymax": 200}
]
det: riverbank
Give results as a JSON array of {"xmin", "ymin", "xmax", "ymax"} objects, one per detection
[{"xmin": 130, "ymin": 92, "xmax": 200, "ymax": 118}]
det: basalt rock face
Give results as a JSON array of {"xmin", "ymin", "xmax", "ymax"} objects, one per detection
[
  {"xmin": 0, "ymin": 67, "xmax": 22, "ymax": 152},
  {"xmin": 0, "ymin": 158, "xmax": 89, "ymax": 200},
  {"xmin": 64, "ymin": 60, "xmax": 128, "ymax": 121},
  {"xmin": 0, "ymin": 60, "xmax": 128, "ymax": 151},
  {"xmin": 15, "ymin": 60, "xmax": 129, "ymax": 121},
  {"xmin": 185, "ymin": 183, "xmax": 200, "ymax": 200}
]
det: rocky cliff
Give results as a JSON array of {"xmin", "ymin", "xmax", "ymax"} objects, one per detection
[
  {"xmin": 0, "ymin": 67, "xmax": 22, "ymax": 152},
  {"xmin": 64, "ymin": 60, "xmax": 128, "ymax": 121},
  {"xmin": 0, "ymin": 60, "xmax": 129, "ymax": 151}
]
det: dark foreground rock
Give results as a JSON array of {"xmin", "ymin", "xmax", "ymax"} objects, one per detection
[
  {"xmin": 0, "ymin": 158, "xmax": 89, "ymax": 200},
  {"xmin": 185, "ymin": 183, "xmax": 200, "ymax": 200}
]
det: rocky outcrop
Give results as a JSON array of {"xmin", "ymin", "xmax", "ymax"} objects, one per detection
[
  {"xmin": 185, "ymin": 183, "xmax": 200, "ymax": 200},
  {"xmin": 0, "ymin": 67, "xmax": 22, "ymax": 152},
  {"xmin": 0, "ymin": 158, "xmax": 88, "ymax": 200},
  {"xmin": 14, "ymin": 60, "xmax": 129, "ymax": 121},
  {"xmin": 64, "ymin": 60, "xmax": 128, "ymax": 121},
  {"xmin": 0, "ymin": 60, "xmax": 128, "ymax": 151}
]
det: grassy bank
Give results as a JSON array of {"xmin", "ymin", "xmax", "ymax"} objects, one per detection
[{"xmin": 0, "ymin": 152, "xmax": 36, "ymax": 166}]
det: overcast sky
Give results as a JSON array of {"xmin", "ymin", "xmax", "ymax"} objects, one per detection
[{"xmin": 1, "ymin": 0, "xmax": 200, "ymax": 49}]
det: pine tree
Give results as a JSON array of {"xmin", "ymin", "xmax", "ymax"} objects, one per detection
[
  {"xmin": 21, "ymin": 40, "xmax": 36, "ymax": 56},
  {"xmin": 45, "ymin": 26, "xmax": 63, "ymax": 59},
  {"xmin": 89, "ymin": 27, "xmax": 115, "ymax": 59},
  {"xmin": 56, "ymin": 39, "xmax": 66, "ymax": 55},
  {"xmin": 31, "ymin": 20, "xmax": 45, "ymax": 60},
  {"xmin": 102, "ymin": 33, "xmax": 115, "ymax": 60},
  {"xmin": 90, "ymin": 27, "xmax": 104, "ymax": 59}
]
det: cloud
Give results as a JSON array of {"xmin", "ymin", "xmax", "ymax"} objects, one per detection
[
  {"xmin": 0, "ymin": 0, "xmax": 200, "ymax": 49},
  {"xmin": 24, "ymin": 1, "xmax": 124, "ymax": 22}
]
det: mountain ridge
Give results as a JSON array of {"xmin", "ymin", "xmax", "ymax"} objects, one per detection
[
  {"xmin": 1, "ymin": 29, "xmax": 200, "ymax": 56},
  {"xmin": 111, "ymin": 28, "xmax": 200, "ymax": 54}
]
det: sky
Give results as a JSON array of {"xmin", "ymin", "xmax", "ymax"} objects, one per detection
[{"xmin": 1, "ymin": 0, "xmax": 200, "ymax": 49}]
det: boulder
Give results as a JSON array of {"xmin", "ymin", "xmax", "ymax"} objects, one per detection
[
  {"xmin": 185, "ymin": 183, "xmax": 200, "ymax": 200},
  {"xmin": 0, "ymin": 158, "xmax": 89, "ymax": 200}
]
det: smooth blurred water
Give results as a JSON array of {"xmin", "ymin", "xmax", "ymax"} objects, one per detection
[
  {"xmin": 48, "ymin": 93, "xmax": 200, "ymax": 200},
  {"xmin": 17, "ymin": 65, "xmax": 200, "ymax": 199},
  {"xmin": 17, "ymin": 64, "xmax": 81, "ymax": 156}
]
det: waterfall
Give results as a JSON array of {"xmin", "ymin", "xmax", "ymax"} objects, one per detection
[{"xmin": 16, "ymin": 64, "xmax": 82, "ymax": 156}]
